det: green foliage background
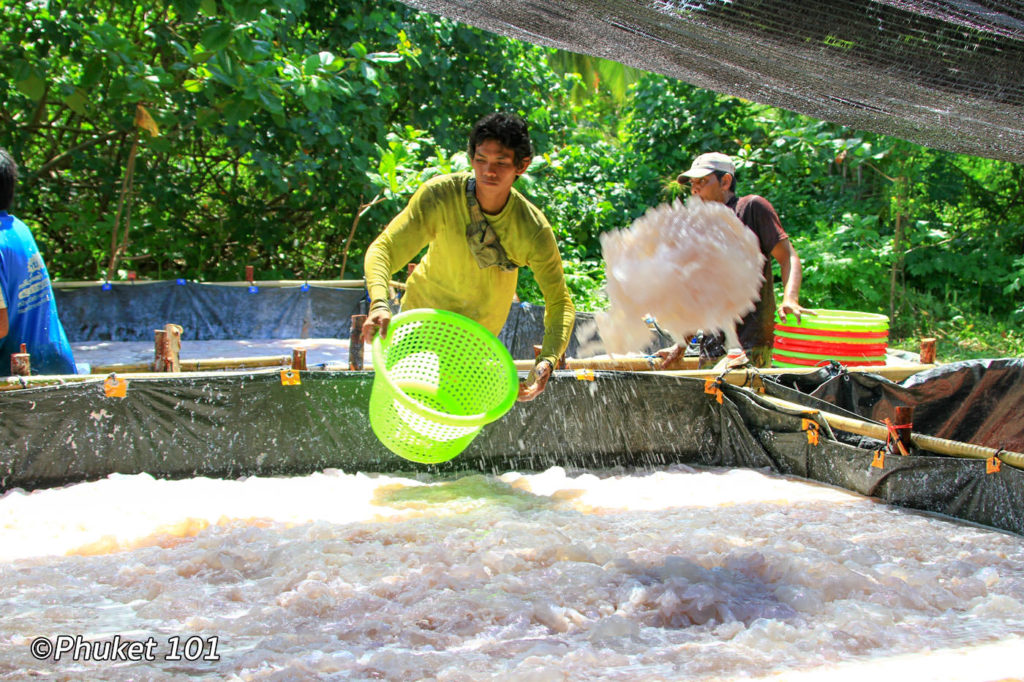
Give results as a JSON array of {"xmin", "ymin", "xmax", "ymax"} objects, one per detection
[{"xmin": 2, "ymin": 0, "xmax": 1022, "ymax": 355}]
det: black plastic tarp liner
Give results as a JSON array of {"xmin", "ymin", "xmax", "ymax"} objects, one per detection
[
  {"xmin": 2, "ymin": 369, "xmax": 1022, "ymax": 535},
  {"xmin": 53, "ymin": 283, "xmax": 648, "ymax": 360},
  {"xmin": 55, "ymin": 282, "xmax": 368, "ymax": 341},
  {"xmin": 499, "ymin": 307, "xmax": 669, "ymax": 360},
  {"xmin": 399, "ymin": 0, "xmax": 1024, "ymax": 163},
  {"xmin": 769, "ymin": 358, "xmax": 1024, "ymax": 452}
]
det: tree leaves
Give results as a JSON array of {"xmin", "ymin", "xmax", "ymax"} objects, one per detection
[
  {"xmin": 200, "ymin": 23, "xmax": 235, "ymax": 52},
  {"xmin": 1, "ymin": 0, "xmax": 1020, "ymax": 338}
]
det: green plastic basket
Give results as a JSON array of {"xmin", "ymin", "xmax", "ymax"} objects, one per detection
[
  {"xmin": 369, "ymin": 308, "xmax": 519, "ymax": 464},
  {"xmin": 776, "ymin": 309, "xmax": 889, "ymax": 333},
  {"xmin": 773, "ymin": 309, "xmax": 889, "ymax": 368}
]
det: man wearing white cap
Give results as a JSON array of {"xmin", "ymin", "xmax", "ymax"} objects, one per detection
[{"xmin": 674, "ymin": 151, "xmax": 809, "ymax": 366}]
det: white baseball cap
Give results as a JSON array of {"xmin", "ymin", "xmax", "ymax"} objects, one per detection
[{"xmin": 678, "ymin": 152, "xmax": 736, "ymax": 181}]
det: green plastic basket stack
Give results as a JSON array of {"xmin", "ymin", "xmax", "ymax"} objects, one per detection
[
  {"xmin": 773, "ymin": 309, "xmax": 889, "ymax": 368},
  {"xmin": 369, "ymin": 308, "xmax": 519, "ymax": 464}
]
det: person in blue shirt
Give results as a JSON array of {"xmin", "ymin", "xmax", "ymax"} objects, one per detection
[{"xmin": 0, "ymin": 147, "xmax": 76, "ymax": 375}]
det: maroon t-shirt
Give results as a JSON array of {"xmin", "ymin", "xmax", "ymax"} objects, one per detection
[{"xmin": 728, "ymin": 194, "xmax": 788, "ymax": 351}]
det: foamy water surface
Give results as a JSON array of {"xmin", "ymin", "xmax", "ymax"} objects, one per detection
[{"xmin": 2, "ymin": 466, "xmax": 1023, "ymax": 681}]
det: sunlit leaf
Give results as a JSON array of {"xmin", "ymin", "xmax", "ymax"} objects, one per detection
[{"xmin": 134, "ymin": 104, "xmax": 160, "ymax": 137}]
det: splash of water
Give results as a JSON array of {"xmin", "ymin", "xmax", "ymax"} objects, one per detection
[{"xmin": 596, "ymin": 198, "xmax": 764, "ymax": 353}]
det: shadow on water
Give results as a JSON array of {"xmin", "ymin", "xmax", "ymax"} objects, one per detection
[{"xmin": 372, "ymin": 474, "xmax": 569, "ymax": 511}]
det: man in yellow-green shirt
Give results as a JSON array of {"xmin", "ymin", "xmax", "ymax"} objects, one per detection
[{"xmin": 362, "ymin": 112, "xmax": 575, "ymax": 401}]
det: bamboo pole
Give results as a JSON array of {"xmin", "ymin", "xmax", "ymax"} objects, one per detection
[
  {"xmin": 8, "ymin": 357, "xmax": 934, "ymax": 385},
  {"xmin": 656, "ymin": 363, "xmax": 934, "ymax": 384},
  {"xmin": 514, "ymin": 356, "xmax": 702, "ymax": 372},
  {"xmin": 1, "ymin": 374, "xmax": 99, "ymax": 392},
  {"xmin": 89, "ymin": 355, "xmax": 292, "ymax": 375},
  {"xmin": 758, "ymin": 393, "xmax": 1024, "ymax": 471},
  {"xmin": 1, "ymin": 367, "xmax": 292, "ymax": 391}
]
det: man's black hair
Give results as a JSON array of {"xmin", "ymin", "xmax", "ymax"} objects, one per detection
[
  {"xmin": 467, "ymin": 112, "xmax": 534, "ymax": 166},
  {"xmin": 712, "ymin": 169, "xmax": 738, "ymax": 194},
  {"xmin": 0, "ymin": 148, "xmax": 17, "ymax": 212}
]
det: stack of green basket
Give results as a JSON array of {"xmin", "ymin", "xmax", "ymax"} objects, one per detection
[{"xmin": 773, "ymin": 310, "xmax": 889, "ymax": 368}]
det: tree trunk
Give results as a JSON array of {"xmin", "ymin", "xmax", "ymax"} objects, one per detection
[
  {"xmin": 106, "ymin": 132, "xmax": 139, "ymax": 281},
  {"xmin": 889, "ymin": 176, "xmax": 907, "ymax": 325}
]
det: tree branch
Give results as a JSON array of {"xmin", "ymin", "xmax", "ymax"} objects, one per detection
[
  {"xmin": 26, "ymin": 130, "xmax": 122, "ymax": 183},
  {"xmin": 339, "ymin": 193, "xmax": 384, "ymax": 279},
  {"xmin": 106, "ymin": 131, "xmax": 140, "ymax": 280}
]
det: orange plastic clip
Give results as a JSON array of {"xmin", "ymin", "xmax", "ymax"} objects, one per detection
[
  {"xmin": 801, "ymin": 419, "xmax": 820, "ymax": 445},
  {"xmin": 574, "ymin": 369, "xmax": 595, "ymax": 382},
  {"xmin": 987, "ymin": 456, "xmax": 1002, "ymax": 474},
  {"xmin": 280, "ymin": 369, "xmax": 301, "ymax": 386},
  {"xmin": 871, "ymin": 450, "xmax": 885, "ymax": 469},
  {"xmin": 703, "ymin": 378, "xmax": 724, "ymax": 404},
  {"xmin": 104, "ymin": 375, "xmax": 128, "ymax": 398}
]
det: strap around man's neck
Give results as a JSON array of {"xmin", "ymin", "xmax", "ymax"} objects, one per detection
[{"xmin": 465, "ymin": 178, "xmax": 517, "ymax": 272}]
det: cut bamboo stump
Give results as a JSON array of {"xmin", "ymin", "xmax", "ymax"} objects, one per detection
[
  {"xmin": 10, "ymin": 343, "xmax": 30, "ymax": 376},
  {"xmin": 349, "ymin": 314, "xmax": 366, "ymax": 371},
  {"xmin": 153, "ymin": 324, "xmax": 183, "ymax": 372},
  {"xmin": 920, "ymin": 338, "xmax": 937, "ymax": 364},
  {"xmin": 894, "ymin": 405, "xmax": 914, "ymax": 453}
]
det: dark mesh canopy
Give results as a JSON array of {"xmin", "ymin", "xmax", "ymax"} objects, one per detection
[{"xmin": 399, "ymin": 0, "xmax": 1024, "ymax": 163}]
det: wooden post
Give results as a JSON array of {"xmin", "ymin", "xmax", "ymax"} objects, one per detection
[
  {"xmin": 894, "ymin": 405, "xmax": 914, "ymax": 453},
  {"xmin": 291, "ymin": 348, "xmax": 307, "ymax": 371},
  {"xmin": 11, "ymin": 343, "xmax": 30, "ymax": 376},
  {"xmin": 350, "ymin": 314, "xmax": 367, "ymax": 370},
  {"xmin": 245, "ymin": 265, "xmax": 255, "ymax": 283},
  {"xmin": 164, "ymin": 324, "xmax": 182, "ymax": 372},
  {"xmin": 154, "ymin": 325, "xmax": 182, "ymax": 372},
  {"xmin": 920, "ymin": 337, "xmax": 937, "ymax": 364},
  {"xmin": 153, "ymin": 330, "xmax": 166, "ymax": 372}
]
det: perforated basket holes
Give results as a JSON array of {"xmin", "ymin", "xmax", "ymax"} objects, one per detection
[
  {"xmin": 385, "ymin": 317, "xmax": 514, "ymax": 417},
  {"xmin": 371, "ymin": 390, "xmax": 478, "ymax": 463},
  {"xmin": 370, "ymin": 379, "xmax": 480, "ymax": 463},
  {"xmin": 394, "ymin": 400, "xmax": 478, "ymax": 442}
]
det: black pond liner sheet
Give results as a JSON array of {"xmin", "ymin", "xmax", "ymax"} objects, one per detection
[
  {"xmin": 3, "ymin": 366, "xmax": 1022, "ymax": 536},
  {"xmin": 54, "ymin": 282, "xmax": 368, "ymax": 342},
  {"xmin": 54, "ymin": 282, "xmax": 665, "ymax": 360}
]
